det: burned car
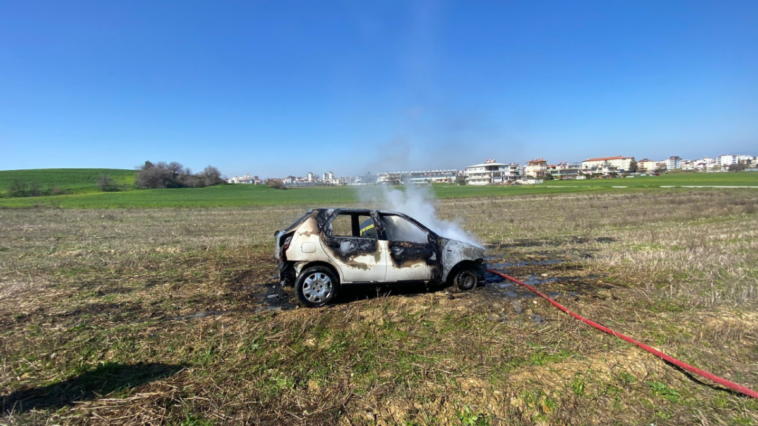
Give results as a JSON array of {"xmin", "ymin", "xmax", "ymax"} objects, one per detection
[{"xmin": 274, "ymin": 208, "xmax": 486, "ymax": 307}]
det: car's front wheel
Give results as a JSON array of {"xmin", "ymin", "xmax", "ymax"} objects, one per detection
[
  {"xmin": 295, "ymin": 266, "xmax": 339, "ymax": 307},
  {"xmin": 453, "ymin": 267, "xmax": 479, "ymax": 291}
]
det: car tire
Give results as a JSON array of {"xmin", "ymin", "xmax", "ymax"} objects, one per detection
[
  {"xmin": 453, "ymin": 267, "xmax": 479, "ymax": 291},
  {"xmin": 295, "ymin": 266, "xmax": 339, "ymax": 307}
]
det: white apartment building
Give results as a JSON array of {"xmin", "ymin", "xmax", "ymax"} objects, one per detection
[
  {"xmin": 227, "ymin": 173, "xmax": 260, "ymax": 184},
  {"xmin": 377, "ymin": 170, "xmax": 458, "ymax": 185},
  {"xmin": 525, "ymin": 158, "xmax": 548, "ymax": 178},
  {"xmin": 637, "ymin": 159, "xmax": 661, "ymax": 172},
  {"xmin": 695, "ymin": 157, "xmax": 717, "ymax": 170},
  {"xmin": 547, "ymin": 162, "xmax": 582, "ymax": 179},
  {"xmin": 718, "ymin": 154, "xmax": 754, "ymax": 167},
  {"xmin": 666, "ymin": 156, "xmax": 681, "ymax": 170},
  {"xmin": 717, "ymin": 155, "xmax": 738, "ymax": 167},
  {"xmin": 465, "ymin": 160, "xmax": 520, "ymax": 185},
  {"xmin": 581, "ymin": 156, "xmax": 635, "ymax": 172}
]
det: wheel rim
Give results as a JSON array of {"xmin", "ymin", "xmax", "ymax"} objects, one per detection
[
  {"xmin": 302, "ymin": 272, "xmax": 333, "ymax": 303},
  {"xmin": 458, "ymin": 271, "xmax": 476, "ymax": 289}
]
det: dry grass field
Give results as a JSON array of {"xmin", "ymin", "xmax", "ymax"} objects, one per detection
[{"xmin": 1, "ymin": 190, "xmax": 757, "ymax": 425}]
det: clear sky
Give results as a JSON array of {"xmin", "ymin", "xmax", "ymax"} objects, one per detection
[{"xmin": 2, "ymin": 1, "xmax": 757, "ymax": 178}]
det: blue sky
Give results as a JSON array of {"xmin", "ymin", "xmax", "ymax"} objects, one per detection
[{"xmin": 1, "ymin": 0, "xmax": 757, "ymax": 178}]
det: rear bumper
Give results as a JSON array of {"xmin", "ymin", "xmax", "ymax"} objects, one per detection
[{"xmin": 278, "ymin": 261, "xmax": 296, "ymax": 287}]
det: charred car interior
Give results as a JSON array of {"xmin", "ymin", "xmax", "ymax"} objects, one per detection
[{"xmin": 275, "ymin": 208, "xmax": 486, "ymax": 307}]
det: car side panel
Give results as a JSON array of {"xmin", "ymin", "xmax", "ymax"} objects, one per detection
[
  {"xmin": 384, "ymin": 241, "xmax": 436, "ymax": 282},
  {"xmin": 320, "ymin": 239, "xmax": 387, "ymax": 283},
  {"xmin": 284, "ymin": 217, "xmax": 346, "ymax": 282}
]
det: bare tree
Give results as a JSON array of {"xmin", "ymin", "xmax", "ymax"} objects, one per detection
[
  {"xmin": 167, "ymin": 162, "xmax": 183, "ymax": 180},
  {"xmin": 136, "ymin": 165, "xmax": 170, "ymax": 188},
  {"xmin": 136, "ymin": 160, "xmax": 225, "ymax": 189},
  {"xmin": 265, "ymin": 178, "xmax": 287, "ymax": 190},
  {"xmin": 201, "ymin": 166, "xmax": 223, "ymax": 187}
]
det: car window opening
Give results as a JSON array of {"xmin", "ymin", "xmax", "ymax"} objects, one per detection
[
  {"xmin": 332, "ymin": 213, "xmax": 376, "ymax": 239},
  {"xmin": 381, "ymin": 215, "xmax": 428, "ymax": 244}
]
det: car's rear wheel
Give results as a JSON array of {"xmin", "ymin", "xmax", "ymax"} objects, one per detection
[
  {"xmin": 453, "ymin": 267, "xmax": 479, "ymax": 291},
  {"xmin": 295, "ymin": 266, "xmax": 339, "ymax": 307}
]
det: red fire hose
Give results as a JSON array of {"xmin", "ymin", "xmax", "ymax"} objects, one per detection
[{"xmin": 486, "ymin": 268, "xmax": 758, "ymax": 399}]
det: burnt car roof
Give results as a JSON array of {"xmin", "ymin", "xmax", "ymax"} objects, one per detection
[{"xmin": 310, "ymin": 208, "xmax": 412, "ymax": 216}]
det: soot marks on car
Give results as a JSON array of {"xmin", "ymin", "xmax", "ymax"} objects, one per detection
[{"xmin": 274, "ymin": 208, "xmax": 486, "ymax": 307}]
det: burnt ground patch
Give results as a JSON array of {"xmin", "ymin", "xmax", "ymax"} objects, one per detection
[
  {"xmin": 0, "ymin": 301, "xmax": 153, "ymax": 329},
  {"xmin": 54, "ymin": 301, "xmax": 146, "ymax": 323},
  {"xmin": 331, "ymin": 281, "xmax": 450, "ymax": 305},
  {"xmin": 65, "ymin": 276, "xmax": 137, "ymax": 296},
  {"xmin": 484, "ymin": 252, "xmax": 614, "ymax": 302},
  {"xmin": 487, "ymin": 236, "xmax": 616, "ymax": 249},
  {"xmin": 224, "ymin": 269, "xmax": 297, "ymax": 312},
  {"xmin": 0, "ymin": 362, "xmax": 184, "ymax": 414}
]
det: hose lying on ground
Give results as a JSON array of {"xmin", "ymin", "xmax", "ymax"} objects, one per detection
[{"xmin": 486, "ymin": 268, "xmax": 758, "ymax": 399}]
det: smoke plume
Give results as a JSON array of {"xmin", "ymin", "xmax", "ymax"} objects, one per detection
[{"xmin": 356, "ymin": 184, "xmax": 482, "ymax": 246}]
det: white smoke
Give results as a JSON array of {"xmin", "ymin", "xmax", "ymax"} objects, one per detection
[{"xmin": 356, "ymin": 184, "xmax": 482, "ymax": 246}]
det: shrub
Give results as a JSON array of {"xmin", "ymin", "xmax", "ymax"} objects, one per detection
[
  {"xmin": 7, "ymin": 180, "xmax": 43, "ymax": 197},
  {"xmin": 28, "ymin": 181, "xmax": 42, "ymax": 197},
  {"xmin": 97, "ymin": 174, "xmax": 121, "ymax": 192},
  {"xmin": 49, "ymin": 186, "xmax": 66, "ymax": 196},
  {"xmin": 8, "ymin": 179, "xmax": 28, "ymax": 197},
  {"xmin": 265, "ymin": 179, "xmax": 287, "ymax": 190}
]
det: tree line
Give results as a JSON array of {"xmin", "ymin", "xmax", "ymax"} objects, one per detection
[{"xmin": 135, "ymin": 161, "xmax": 223, "ymax": 189}]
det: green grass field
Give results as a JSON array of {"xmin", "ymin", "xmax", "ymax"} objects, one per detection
[
  {"xmin": 0, "ymin": 169, "xmax": 757, "ymax": 208},
  {"xmin": 0, "ymin": 168, "xmax": 136, "ymax": 195}
]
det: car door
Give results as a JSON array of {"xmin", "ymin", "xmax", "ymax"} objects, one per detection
[
  {"xmin": 322, "ymin": 211, "xmax": 387, "ymax": 283},
  {"xmin": 379, "ymin": 213, "xmax": 436, "ymax": 282}
]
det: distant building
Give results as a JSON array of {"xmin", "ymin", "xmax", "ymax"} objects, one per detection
[
  {"xmin": 717, "ymin": 154, "xmax": 755, "ymax": 168},
  {"xmin": 637, "ymin": 159, "xmax": 662, "ymax": 172},
  {"xmin": 694, "ymin": 157, "xmax": 717, "ymax": 170},
  {"xmin": 307, "ymin": 172, "xmax": 315, "ymax": 182},
  {"xmin": 376, "ymin": 169, "xmax": 458, "ymax": 185},
  {"xmin": 465, "ymin": 159, "xmax": 520, "ymax": 185},
  {"xmin": 681, "ymin": 159, "xmax": 697, "ymax": 171},
  {"xmin": 666, "ymin": 156, "xmax": 682, "ymax": 170},
  {"xmin": 717, "ymin": 154, "xmax": 738, "ymax": 167},
  {"xmin": 581, "ymin": 156, "xmax": 635, "ymax": 172},
  {"xmin": 547, "ymin": 162, "xmax": 582, "ymax": 179},
  {"xmin": 227, "ymin": 173, "xmax": 260, "ymax": 184},
  {"xmin": 349, "ymin": 172, "xmax": 375, "ymax": 186},
  {"xmin": 320, "ymin": 171, "xmax": 336, "ymax": 184},
  {"xmin": 525, "ymin": 158, "xmax": 548, "ymax": 178}
]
